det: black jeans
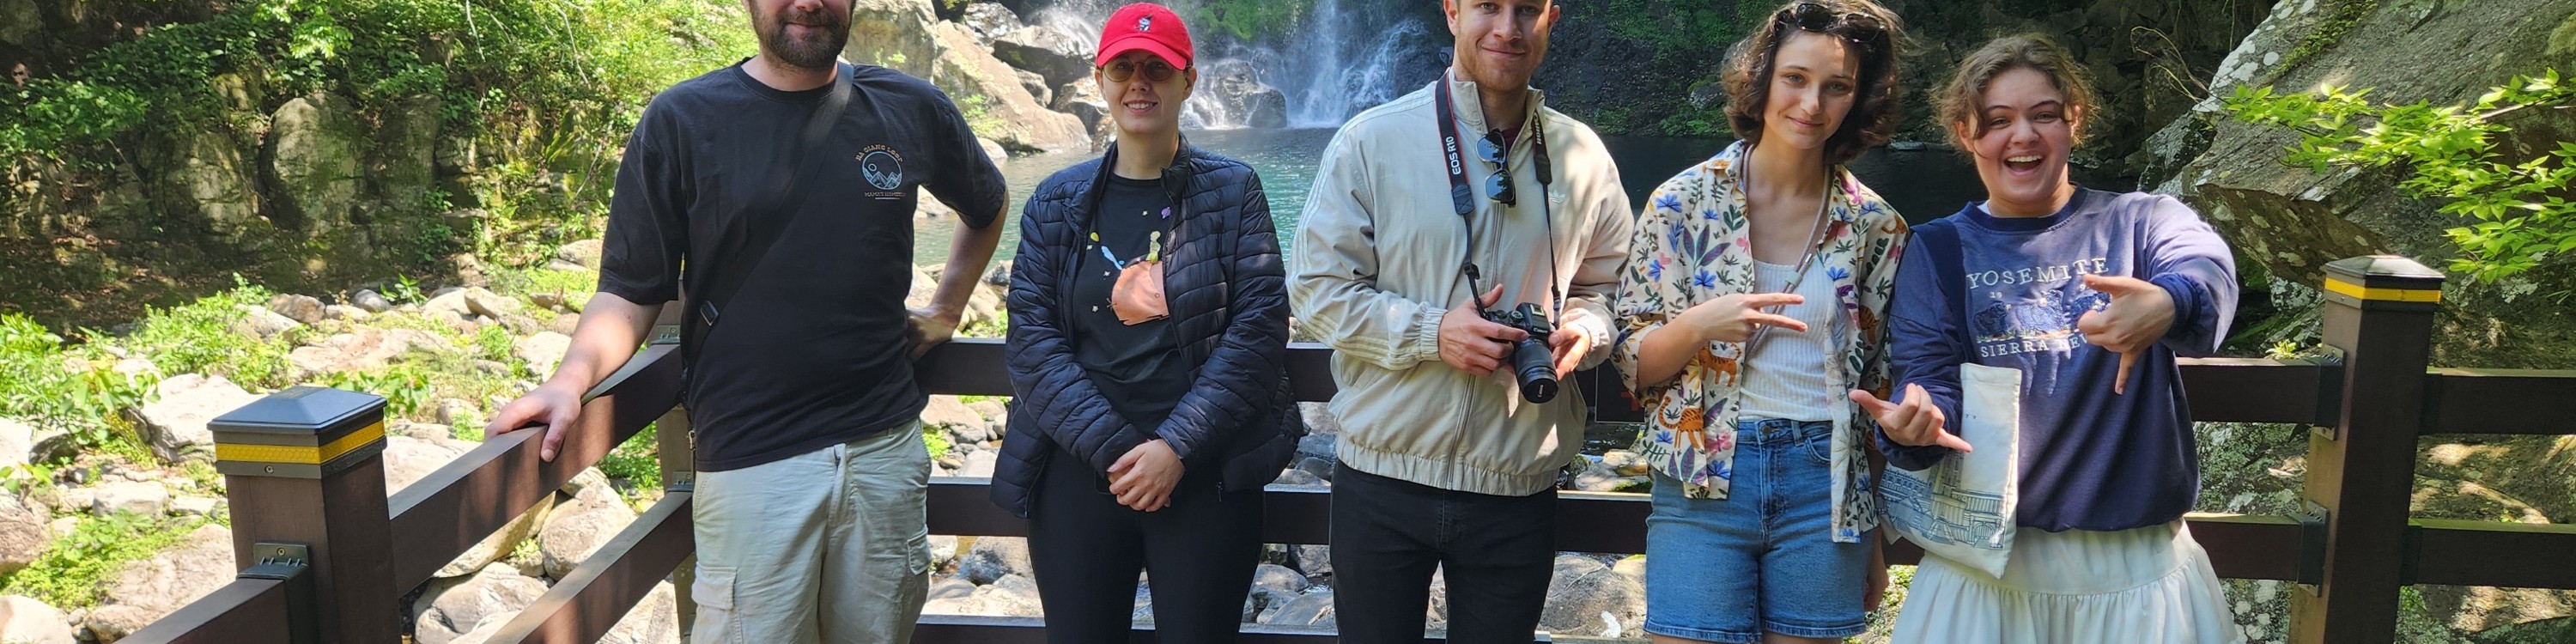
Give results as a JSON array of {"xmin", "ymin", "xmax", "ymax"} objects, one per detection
[
  {"xmin": 1329, "ymin": 461, "xmax": 1556, "ymax": 643},
  {"xmin": 1027, "ymin": 453, "xmax": 1264, "ymax": 643}
]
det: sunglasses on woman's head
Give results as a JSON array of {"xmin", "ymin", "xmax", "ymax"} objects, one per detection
[
  {"xmin": 1777, "ymin": 2, "xmax": 1885, "ymax": 52},
  {"xmin": 1101, "ymin": 59, "xmax": 1184, "ymax": 83}
]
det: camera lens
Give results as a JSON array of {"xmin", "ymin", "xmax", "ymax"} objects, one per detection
[{"xmin": 1511, "ymin": 337, "xmax": 1558, "ymax": 404}]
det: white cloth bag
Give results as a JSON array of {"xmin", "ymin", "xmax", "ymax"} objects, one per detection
[{"xmin": 1880, "ymin": 362, "xmax": 2021, "ymax": 577}]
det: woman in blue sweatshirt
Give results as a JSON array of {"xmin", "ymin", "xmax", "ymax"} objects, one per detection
[{"xmin": 1853, "ymin": 34, "xmax": 2243, "ymax": 641}]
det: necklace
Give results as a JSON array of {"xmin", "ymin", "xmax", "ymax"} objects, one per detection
[{"xmin": 1740, "ymin": 147, "xmax": 1834, "ymax": 349}]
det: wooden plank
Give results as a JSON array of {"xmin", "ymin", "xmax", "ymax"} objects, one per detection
[
  {"xmin": 385, "ymin": 344, "xmax": 680, "ymax": 589},
  {"xmin": 118, "ymin": 579, "xmax": 293, "ymax": 644},
  {"xmin": 2180, "ymin": 358, "xmax": 2330, "ymax": 425},
  {"xmin": 496, "ymin": 493, "xmax": 697, "ymax": 644},
  {"xmin": 2408, "ymin": 519, "xmax": 2576, "ymax": 589},
  {"xmin": 2422, "ymin": 368, "xmax": 2576, "ymax": 436},
  {"xmin": 2293, "ymin": 259, "xmax": 2444, "ymax": 644},
  {"xmin": 915, "ymin": 338, "xmax": 1013, "ymax": 397}
]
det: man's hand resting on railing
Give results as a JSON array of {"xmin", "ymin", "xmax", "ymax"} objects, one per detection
[{"xmin": 487, "ymin": 293, "xmax": 661, "ymax": 462}]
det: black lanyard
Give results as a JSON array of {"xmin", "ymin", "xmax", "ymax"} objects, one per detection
[{"xmin": 1434, "ymin": 78, "xmax": 1562, "ymax": 313}]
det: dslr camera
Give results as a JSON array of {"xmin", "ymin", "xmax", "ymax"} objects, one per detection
[{"xmin": 1480, "ymin": 302, "xmax": 1560, "ymax": 404}]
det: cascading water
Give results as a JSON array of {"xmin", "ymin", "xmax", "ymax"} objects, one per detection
[{"xmin": 1020, "ymin": 0, "xmax": 1439, "ymax": 130}]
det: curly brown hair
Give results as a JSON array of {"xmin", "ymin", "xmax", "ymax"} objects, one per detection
[
  {"xmin": 1722, "ymin": 0, "xmax": 1905, "ymax": 165},
  {"xmin": 1936, "ymin": 33, "xmax": 2101, "ymax": 149}
]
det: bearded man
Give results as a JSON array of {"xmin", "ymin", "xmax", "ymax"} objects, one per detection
[{"xmin": 483, "ymin": 1, "xmax": 1006, "ymax": 641}]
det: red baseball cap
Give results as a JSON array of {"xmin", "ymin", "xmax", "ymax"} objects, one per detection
[{"xmin": 1096, "ymin": 3, "xmax": 1193, "ymax": 70}]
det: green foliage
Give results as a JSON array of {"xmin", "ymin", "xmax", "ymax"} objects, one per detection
[
  {"xmin": 1187, "ymin": 0, "xmax": 1313, "ymax": 44},
  {"xmin": 597, "ymin": 422, "xmax": 663, "ymax": 493},
  {"xmin": 2224, "ymin": 70, "xmax": 2576, "ymax": 284},
  {"xmin": 3, "ymin": 513, "xmax": 210, "ymax": 610},
  {"xmin": 122, "ymin": 280, "xmax": 295, "ymax": 390},
  {"xmin": 922, "ymin": 424, "xmax": 953, "ymax": 462},
  {"xmin": 0, "ymin": 316, "xmax": 155, "ymax": 454}
]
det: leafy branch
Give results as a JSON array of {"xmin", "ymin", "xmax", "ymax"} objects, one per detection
[{"xmin": 2223, "ymin": 70, "xmax": 2576, "ymax": 283}]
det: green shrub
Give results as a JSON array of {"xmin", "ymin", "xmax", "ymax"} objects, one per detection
[
  {"xmin": 122, "ymin": 282, "xmax": 295, "ymax": 390},
  {"xmin": 596, "ymin": 422, "xmax": 663, "ymax": 493},
  {"xmin": 2, "ymin": 513, "xmax": 209, "ymax": 611},
  {"xmin": 0, "ymin": 315, "xmax": 157, "ymax": 459},
  {"xmin": 2226, "ymin": 71, "xmax": 2576, "ymax": 287}
]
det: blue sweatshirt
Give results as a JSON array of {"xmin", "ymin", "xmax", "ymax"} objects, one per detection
[{"xmin": 1878, "ymin": 186, "xmax": 2238, "ymax": 532}]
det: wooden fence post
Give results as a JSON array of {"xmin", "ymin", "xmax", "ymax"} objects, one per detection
[
  {"xmin": 2290, "ymin": 255, "xmax": 2445, "ymax": 644},
  {"xmin": 206, "ymin": 386, "xmax": 399, "ymax": 642}
]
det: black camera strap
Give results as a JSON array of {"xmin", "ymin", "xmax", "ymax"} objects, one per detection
[{"xmin": 1432, "ymin": 77, "xmax": 1563, "ymax": 315}]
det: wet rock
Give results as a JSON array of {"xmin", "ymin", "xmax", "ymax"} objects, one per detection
[
  {"xmin": 992, "ymin": 26, "xmax": 1092, "ymax": 90},
  {"xmin": 848, "ymin": 0, "xmax": 1089, "ymax": 153},
  {"xmin": 921, "ymin": 395, "xmax": 984, "ymax": 435},
  {"xmin": 957, "ymin": 537, "xmax": 1031, "ymax": 585},
  {"xmin": 352, "ymin": 289, "xmax": 393, "ymax": 313}
]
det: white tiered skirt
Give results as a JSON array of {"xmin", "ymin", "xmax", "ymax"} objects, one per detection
[{"xmin": 1893, "ymin": 520, "xmax": 2245, "ymax": 643}]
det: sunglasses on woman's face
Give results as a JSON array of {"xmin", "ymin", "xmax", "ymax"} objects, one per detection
[
  {"xmin": 1778, "ymin": 2, "xmax": 1885, "ymax": 52},
  {"xmin": 1100, "ymin": 59, "xmax": 1184, "ymax": 83}
]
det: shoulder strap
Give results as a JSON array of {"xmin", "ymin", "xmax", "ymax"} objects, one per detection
[
  {"xmin": 683, "ymin": 64, "xmax": 854, "ymax": 370},
  {"xmin": 1911, "ymin": 220, "xmax": 1975, "ymax": 365}
]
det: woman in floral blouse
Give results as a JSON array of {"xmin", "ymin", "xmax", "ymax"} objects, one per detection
[{"xmin": 1611, "ymin": 2, "xmax": 1908, "ymax": 642}]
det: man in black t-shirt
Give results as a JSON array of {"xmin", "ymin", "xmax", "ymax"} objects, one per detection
[{"xmin": 484, "ymin": 0, "xmax": 1005, "ymax": 641}]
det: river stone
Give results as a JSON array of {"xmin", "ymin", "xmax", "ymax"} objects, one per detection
[
  {"xmin": 539, "ymin": 483, "xmax": 638, "ymax": 579},
  {"xmin": 961, "ymin": 3, "xmax": 1023, "ymax": 46},
  {"xmin": 1054, "ymin": 80, "xmax": 1108, "ymax": 135},
  {"xmin": 588, "ymin": 580, "xmax": 682, "ymax": 644},
  {"xmin": 927, "ymin": 574, "xmax": 975, "ymax": 601},
  {"xmin": 972, "ymin": 574, "xmax": 1044, "ymax": 617},
  {"xmin": 266, "ymin": 294, "xmax": 327, "ymax": 325},
  {"xmin": 1297, "ymin": 402, "xmax": 1340, "ymax": 436},
  {"xmin": 1195, "ymin": 60, "xmax": 1289, "ymax": 130},
  {"xmin": 920, "ymin": 395, "xmax": 983, "ymax": 434},
  {"xmin": 288, "ymin": 327, "xmax": 448, "ymax": 378},
  {"xmin": 515, "ymin": 332, "xmax": 572, "ymax": 377},
  {"xmin": 413, "ymin": 563, "xmax": 549, "ymax": 644},
  {"xmin": 352, "ymin": 289, "xmax": 393, "ymax": 312},
  {"xmin": 0, "ymin": 595, "xmax": 76, "ymax": 644},
  {"xmin": 383, "ymin": 435, "xmax": 475, "ymax": 494},
  {"xmin": 1266, "ymin": 588, "xmax": 1334, "ymax": 627},
  {"xmin": 0, "ymin": 417, "xmax": 31, "ymax": 469},
  {"xmin": 230, "ymin": 304, "xmax": 303, "ymax": 339},
  {"xmin": 424, "ymin": 288, "xmax": 475, "ymax": 320},
  {"xmin": 848, "ymin": 0, "xmax": 1089, "ymax": 154},
  {"xmin": 992, "ymin": 26, "xmax": 1092, "ymax": 90},
  {"xmin": 958, "ymin": 537, "xmax": 1030, "ymax": 585},
  {"xmin": 96, "ymin": 524, "xmax": 233, "ymax": 628},
  {"xmin": 556, "ymin": 240, "xmax": 604, "ymax": 270},
  {"xmin": 1248, "ymin": 563, "xmax": 1310, "ymax": 612},
  {"xmin": 982, "ymin": 260, "xmax": 1013, "ymax": 287},
  {"xmin": 89, "ymin": 482, "xmax": 167, "ymax": 517},
  {"xmin": 1537, "ymin": 555, "xmax": 1645, "ymax": 637},
  {"xmin": 462, "ymin": 287, "xmax": 523, "ymax": 319},
  {"xmin": 1296, "ymin": 434, "xmax": 1335, "ymax": 462},
  {"xmin": 137, "ymin": 374, "xmax": 258, "ymax": 464},
  {"xmin": 322, "ymin": 304, "xmax": 371, "ymax": 321},
  {"xmin": 0, "ymin": 496, "xmax": 46, "ymax": 575}
]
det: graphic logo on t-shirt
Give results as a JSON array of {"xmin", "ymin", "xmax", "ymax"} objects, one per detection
[
  {"xmin": 858, "ymin": 145, "xmax": 905, "ymax": 196},
  {"xmin": 1965, "ymin": 258, "xmax": 2113, "ymax": 359}
]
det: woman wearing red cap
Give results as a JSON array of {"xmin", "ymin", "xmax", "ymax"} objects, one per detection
[{"xmin": 993, "ymin": 3, "xmax": 1297, "ymax": 642}]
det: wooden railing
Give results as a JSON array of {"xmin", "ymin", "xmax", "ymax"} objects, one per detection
[{"xmin": 123, "ymin": 255, "xmax": 2576, "ymax": 644}]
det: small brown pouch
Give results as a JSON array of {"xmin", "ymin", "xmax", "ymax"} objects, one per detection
[{"xmin": 1111, "ymin": 260, "xmax": 1168, "ymax": 325}]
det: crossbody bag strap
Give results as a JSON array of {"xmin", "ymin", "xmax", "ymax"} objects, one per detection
[{"xmin": 682, "ymin": 64, "xmax": 855, "ymax": 374}]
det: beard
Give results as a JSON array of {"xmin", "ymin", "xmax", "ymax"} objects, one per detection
[{"xmin": 754, "ymin": 3, "xmax": 848, "ymax": 70}]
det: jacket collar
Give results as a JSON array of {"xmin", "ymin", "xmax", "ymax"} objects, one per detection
[
  {"xmin": 1441, "ymin": 70, "xmax": 1546, "ymax": 137},
  {"xmin": 1084, "ymin": 135, "xmax": 1197, "ymax": 218}
]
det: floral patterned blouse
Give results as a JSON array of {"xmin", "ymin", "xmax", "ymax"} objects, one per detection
[{"xmin": 1612, "ymin": 141, "xmax": 1908, "ymax": 544}]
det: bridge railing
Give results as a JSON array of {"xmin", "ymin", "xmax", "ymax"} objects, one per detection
[{"xmin": 125, "ymin": 255, "xmax": 2576, "ymax": 644}]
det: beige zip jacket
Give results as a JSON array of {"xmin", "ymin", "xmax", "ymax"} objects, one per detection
[{"xmin": 1290, "ymin": 72, "xmax": 1633, "ymax": 496}]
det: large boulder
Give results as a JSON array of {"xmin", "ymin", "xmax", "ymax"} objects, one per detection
[
  {"xmin": 957, "ymin": 536, "xmax": 1030, "ymax": 585},
  {"xmin": 1053, "ymin": 80, "xmax": 1108, "ymax": 137},
  {"xmin": 1193, "ymin": 60, "xmax": 1289, "ymax": 130},
  {"xmin": 413, "ymin": 563, "xmax": 549, "ymax": 644},
  {"xmin": 158, "ymin": 126, "xmax": 266, "ymax": 246},
  {"xmin": 91, "ymin": 524, "xmax": 234, "ymax": 635},
  {"xmin": 135, "ymin": 374, "xmax": 259, "ymax": 464},
  {"xmin": 960, "ymin": 3, "xmax": 1025, "ymax": 46},
  {"xmin": 264, "ymin": 93, "xmax": 366, "ymax": 234},
  {"xmin": 383, "ymin": 435, "xmax": 471, "ymax": 495},
  {"xmin": 538, "ymin": 481, "xmax": 638, "ymax": 579},
  {"xmin": 2156, "ymin": 0, "xmax": 2576, "ymax": 368},
  {"xmin": 0, "ymin": 496, "xmax": 46, "ymax": 575},
  {"xmin": 848, "ymin": 0, "xmax": 1090, "ymax": 154},
  {"xmin": 991, "ymin": 26, "xmax": 1092, "ymax": 90},
  {"xmin": 0, "ymin": 595, "xmax": 76, "ymax": 644}
]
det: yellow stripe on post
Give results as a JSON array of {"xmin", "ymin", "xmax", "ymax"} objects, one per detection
[
  {"xmin": 216, "ymin": 422, "xmax": 386, "ymax": 465},
  {"xmin": 2324, "ymin": 277, "xmax": 2441, "ymax": 303}
]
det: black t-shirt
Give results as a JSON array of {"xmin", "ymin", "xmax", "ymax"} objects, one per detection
[
  {"xmin": 1068, "ymin": 174, "xmax": 1190, "ymax": 433},
  {"xmin": 597, "ymin": 62, "xmax": 1005, "ymax": 471}
]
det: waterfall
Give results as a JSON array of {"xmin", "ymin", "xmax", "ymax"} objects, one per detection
[{"xmin": 1019, "ymin": 0, "xmax": 1437, "ymax": 130}]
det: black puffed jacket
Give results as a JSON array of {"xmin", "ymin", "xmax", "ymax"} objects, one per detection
[{"xmin": 991, "ymin": 140, "xmax": 1295, "ymax": 517}]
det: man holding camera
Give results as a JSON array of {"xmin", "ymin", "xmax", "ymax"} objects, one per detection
[{"xmin": 1288, "ymin": 0, "xmax": 1630, "ymax": 640}]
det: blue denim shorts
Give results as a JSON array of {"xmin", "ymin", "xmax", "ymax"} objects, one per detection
[{"xmin": 1643, "ymin": 418, "xmax": 1868, "ymax": 643}]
